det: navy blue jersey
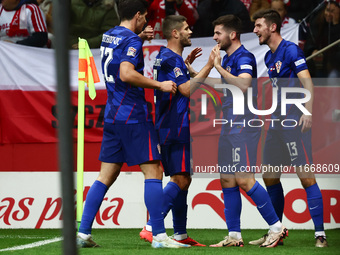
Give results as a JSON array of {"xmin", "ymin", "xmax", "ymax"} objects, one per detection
[
  {"xmin": 100, "ymin": 26, "xmax": 152, "ymax": 124},
  {"xmin": 221, "ymin": 45, "xmax": 258, "ymax": 135},
  {"xmin": 265, "ymin": 39, "xmax": 309, "ymax": 128},
  {"xmin": 154, "ymin": 47, "xmax": 190, "ymax": 145}
]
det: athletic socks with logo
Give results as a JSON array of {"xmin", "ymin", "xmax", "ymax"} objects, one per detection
[
  {"xmin": 306, "ymin": 183, "xmax": 325, "ymax": 232},
  {"xmin": 144, "ymin": 179, "xmax": 166, "ymax": 236},
  {"xmin": 247, "ymin": 181, "xmax": 280, "ymax": 226},
  {"xmin": 79, "ymin": 180, "xmax": 108, "ymax": 235},
  {"xmin": 146, "ymin": 181, "xmax": 181, "ymax": 229},
  {"xmin": 172, "ymin": 190, "xmax": 188, "ymax": 235}
]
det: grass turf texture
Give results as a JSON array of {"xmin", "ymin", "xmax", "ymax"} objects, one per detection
[{"xmin": 0, "ymin": 229, "xmax": 339, "ymax": 254}]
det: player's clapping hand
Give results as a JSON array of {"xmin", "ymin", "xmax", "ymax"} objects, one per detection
[
  {"xmin": 207, "ymin": 47, "xmax": 215, "ymax": 68},
  {"xmin": 299, "ymin": 114, "xmax": 312, "ymax": 133},
  {"xmin": 185, "ymin": 47, "xmax": 202, "ymax": 65},
  {"xmin": 139, "ymin": 25, "xmax": 154, "ymax": 42},
  {"xmin": 160, "ymin": 81, "xmax": 177, "ymax": 94},
  {"xmin": 185, "ymin": 61, "xmax": 198, "ymax": 77},
  {"xmin": 212, "ymin": 45, "xmax": 222, "ymax": 68}
]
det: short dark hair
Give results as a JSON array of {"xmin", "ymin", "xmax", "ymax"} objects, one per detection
[
  {"xmin": 118, "ymin": 0, "xmax": 148, "ymax": 21},
  {"xmin": 253, "ymin": 9, "xmax": 282, "ymax": 33},
  {"xmin": 162, "ymin": 15, "xmax": 187, "ymax": 40},
  {"xmin": 212, "ymin": 15, "xmax": 243, "ymax": 39}
]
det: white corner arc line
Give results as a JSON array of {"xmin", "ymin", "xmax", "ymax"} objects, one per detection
[{"xmin": 0, "ymin": 237, "xmax": 63, "ymax": 252}]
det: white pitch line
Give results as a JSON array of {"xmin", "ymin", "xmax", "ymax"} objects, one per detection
[
  {"xmin": 0, "ymin": 237, "xmax": 63, "ymax": 252},
  {"xmin": 0, "ymin": 235, "xmax": 50, "ymax": 239}
]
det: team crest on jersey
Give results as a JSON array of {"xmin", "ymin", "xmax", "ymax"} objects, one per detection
[
  {"xmin": 173, "ymin": 67, "xmax": 183, "ymax": 77},
  {"xmin": 275, "ymin": 61, "xmax": 282, "ymax": 73},
  {"xmin": 226, "ymin": 66, "xmax": 231, "ymax": 73},
  {"xmin": 127, "ymin": 47, "xmax": 137, "ymax": 57}
]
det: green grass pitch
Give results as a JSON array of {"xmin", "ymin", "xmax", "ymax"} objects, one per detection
[{"xmin": 0, "ymin": 229, "xmax": 339, "ymax": 254}]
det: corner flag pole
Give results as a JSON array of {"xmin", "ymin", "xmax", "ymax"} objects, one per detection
[
  {"xmin": 77, "ymin": 38, "xmax": 99, "ymax": 230},
  {"xmin": 77, "ymin": 74, "xmax": 85, "ymax": 230}
]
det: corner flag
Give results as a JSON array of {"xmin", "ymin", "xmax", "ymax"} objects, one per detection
[
  {"xmin": 77, "ymin": 38, "xmax": 100, "ymax": 229},
  {"xmin": 78, "ymin": 38, "xmax": 100, "ymax": 99}
]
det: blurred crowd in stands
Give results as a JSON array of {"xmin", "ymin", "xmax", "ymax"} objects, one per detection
[{"xmin": 0, "ymin": 0, "xmax": 339, "ymax": 78}]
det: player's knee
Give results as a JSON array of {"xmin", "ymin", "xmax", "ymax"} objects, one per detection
[
  {"xmin": 220, "ymin": 175, "xmax": 236, "ymax": 188},
  {"xmin": 171, "ymin": 174, "xmax": 191, "ymax": 190},
  {"xmin": 236, "ymin": 178, "xmax": 255, "ymax": 192},
  {"xmin": 263, "ymin": 177, "xmax": 280, "ymax": 187},
  {"xmin": 300, "ymin": 178, "xmax": 316, "ymax": 188}
]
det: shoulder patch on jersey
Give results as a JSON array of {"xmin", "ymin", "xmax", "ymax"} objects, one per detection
[
  {"xmin": 173, "ymin": 67, "xmax": 183, "ymax": 77},
  {"xmin": 294, "ymin": 58, "xmax": 306, "ymax": 67},
  {"xmin": 275, "ymin": 61, "xmax": 282, "ymax": 73},
  {"xmin": 127, "ymin": 47, "xmax": 137, "ymax": 57},
  {"xmin": 240, "ymin": 64, "xmax": 253, "ymax": 70}
]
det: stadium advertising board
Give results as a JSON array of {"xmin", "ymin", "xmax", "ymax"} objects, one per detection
[{"xmin": 0, "ymin": 25, "xmax": 339, "ymax": 229}]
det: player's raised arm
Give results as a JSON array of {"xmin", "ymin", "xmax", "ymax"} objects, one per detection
[
  {"xmin": 139, "ymin": 25, "xmax": 154, "ymax": 42},
  {"xmin": 184, "ymin": 47, "xmax": 203, "ymax": 77},
  {"xmin": 120, "ymin": 61, "xmax": 177, "ymax": 94},
  {"xmin": 212, "ymin": 45, "xmax": 252, "ymax": 93},
  {"xmin": 180, "ymin": 49, "xmax": 214, "ymax": 97}
]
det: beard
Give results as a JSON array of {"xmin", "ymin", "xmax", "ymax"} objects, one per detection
[
  {"xmin": 180, "ymin": 35, "xmax": 192, "ymax": 48},
  {"xmin": 258, "ymin": 31, "xmax": 270, "ymax": 46},
  {"xmin": 259, "ymin": 36, "xmax": 268, "ymax": 46},
  {"xmin": 219, "ymin": 39, "xmax": 231, "ymax": 51}
]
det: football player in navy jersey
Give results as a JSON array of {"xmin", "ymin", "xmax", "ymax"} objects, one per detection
[
  {"xmin": 208, "ymin": 15, "xmax": 287, "ymax": 248},
  {"xmin": 251, "ymin": 9, "xmax": 328, "ymax": 248},
  {"xmin": 77, "ymin": 0, "xmax": 191, "ymax": 249},
  {"xmin": 139, "ymin": 14, "xmax": 214, "ymax": 247}
]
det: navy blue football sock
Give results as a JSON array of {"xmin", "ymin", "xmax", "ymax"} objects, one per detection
[
  {"xmin": 306, "ymin": 183, "xmax": 324, "ymax": 231},
  {"xmin": 144, "ymin": 179, "xmax": 166, "ymax": 236},
  {"xmin": 146, "ymin": 181, "xmax": 181, "ymax": 226},
  {"xmin": 172, "ymin": 190, "xmax": 188, "ymax": 235},
  {"xmin": 247, "ymin": 181, "xmax": 279, "ymax": 225},
  {"xmin": 266, "ymin": 182, "xmax": 284, "ymax": 222},
  {"xmin": 79, "ymin": 180, "xmax": 108, "ymax": 235},
  {"xmin": 223, "ymin": 186, "xmax": 241, "ymax": 232}
]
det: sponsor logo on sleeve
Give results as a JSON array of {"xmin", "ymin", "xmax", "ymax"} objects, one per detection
[
  {"xmin": 174, "ymin": 67, "xmax": 183, "ymax": 77},
  {"xmin": 127, "ymin": 47, "xmax": 137, "ymax": 57},
  {"xmin": 240, "ymin": 64, "xmax": 253, "ymax": 70},
  {"xmin": 294, "ymin": 58, "xmax": 306, "ymax": 67}
]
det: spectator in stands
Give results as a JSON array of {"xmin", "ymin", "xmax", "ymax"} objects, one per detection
[
  {"xmin": 37, "ymin": 0, "xmax": 53, "ymax": 47},
  {"xmin": 271, "ymin": 0, "xmax": 296, "ymax": 27},
  {"xmin": 193, "ymin": 0, "xmax": 252, "ymax": 37},
  {"xmin": 240, "ymin": 0, "xmax": 253, "ymax": 12},
  {"xmin": 69, "ymin": 0, "xmax": 119, "ymax": 49},
  {"xmin": 249, "ymin": 0, "xmax": 270, "ymax": 21},
  {"xmin": 146, "ymin": 0, "xmax": 198, "ymax": 39},
  {"xmin": 304, "ymin": 0, "xmax": 340, "ymax": 77},
  {"xmin": 0, "ymin": 0, "xmax": 48, "ymax": 47},
  {"xmin": 286, "ymin": 0, "xmax": 321, "ymax": 23}
]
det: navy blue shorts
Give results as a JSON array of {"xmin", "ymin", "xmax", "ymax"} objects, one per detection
[
  {"xmin": 161, "ymin": 143, "xmax": 192, "ymax": 177},
  {"xmin": 218, "ymin": 131, "xmax": 260, "ymax": 174},
  {"xmin": 263, "ymin": 128, "xmax": 313, "ymax": 166},
  {"xmin": 99, "ymin": 122, "xmax": 162, "ymax": 166}
]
